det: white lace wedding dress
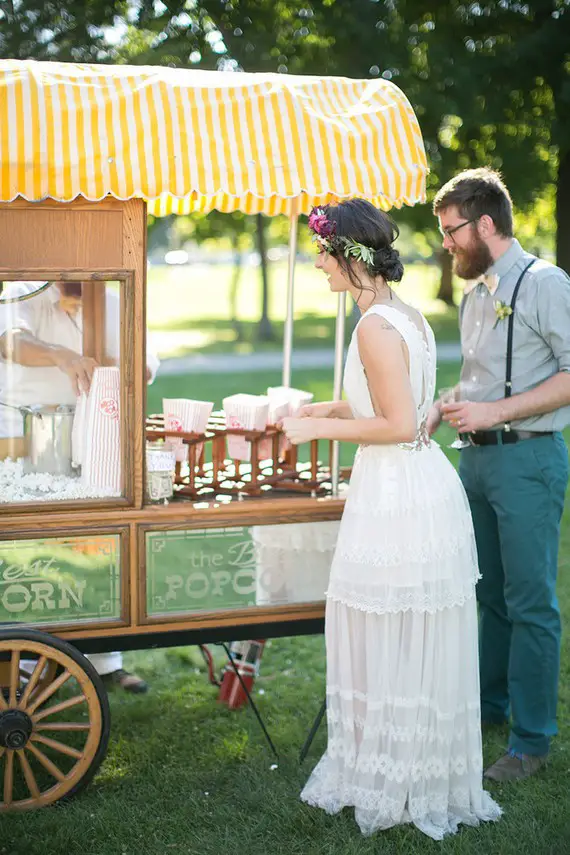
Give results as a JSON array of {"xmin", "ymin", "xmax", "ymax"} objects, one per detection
[{"xmin": 300, "ymin": 304, "xmax": 501, "ymax": 840}]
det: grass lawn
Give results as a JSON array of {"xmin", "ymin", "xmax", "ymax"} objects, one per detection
[
  {"xmin": 4, "ymin": 363, "xmax": 570, "ymax": 855},
  {"xmin": 147, "ymin": 261, "xmax": 461, "ymax": 358}
]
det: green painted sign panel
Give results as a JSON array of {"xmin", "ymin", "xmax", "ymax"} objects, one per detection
[
  {"xmin": 147, "ymin": 527, "xmax": 258, "ymax": 616},
  {"xmin": 146, "ymin": 522, "xmax": 335, "ymax": 617},
  {"xmin": 0, "ymin": 535, "xmax": 121, "ymax": 626}
]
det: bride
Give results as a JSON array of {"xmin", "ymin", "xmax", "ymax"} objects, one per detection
[{"xmin": 281, "ymin": 199, "xmax": 501, "ymax": 840}]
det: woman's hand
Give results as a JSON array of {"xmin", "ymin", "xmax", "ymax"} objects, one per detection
[
  {"xmin": 297, "ymin": 402, "xmax": 335, "ymax": 419},
  {"xmin": 426, "ymin": 402, "xmax": 443, "ymax": 436},
  {"xmin": 280, "ymin": 416, "xmax": 322, "ymax": 445}
]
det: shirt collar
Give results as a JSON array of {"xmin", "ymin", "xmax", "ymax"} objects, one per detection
[{"xmin": 486, "ymin": 238, "xmax": 525, "ymax": 278}]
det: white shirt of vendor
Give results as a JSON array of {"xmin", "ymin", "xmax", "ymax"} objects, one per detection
[{"xmin": 0, "ymin": 281, "xmax": 159, "ymax": 438}]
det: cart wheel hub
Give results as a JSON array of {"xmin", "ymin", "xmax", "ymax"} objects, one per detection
[{"xmin": 0, "ymin": 709, "xmax": 33, "ymax": 749}]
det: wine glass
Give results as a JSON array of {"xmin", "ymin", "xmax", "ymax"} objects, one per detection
[{"xmin": 438, "ymin": 382, "xmax": 472, "ymax": 450}]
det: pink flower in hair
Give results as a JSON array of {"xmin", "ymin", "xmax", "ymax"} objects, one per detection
[{"xmin": 308, "ymin": 208, "xmax": 336, "ymax": 238}]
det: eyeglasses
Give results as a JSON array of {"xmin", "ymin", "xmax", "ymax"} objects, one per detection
[{"xmin": 439, "ymin": 217, "xmax": 480, "ymax": 242}]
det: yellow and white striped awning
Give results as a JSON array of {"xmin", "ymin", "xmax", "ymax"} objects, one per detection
[{"xmin": 0, "ymin": 59, "xmax": 427, "ymax": 217}]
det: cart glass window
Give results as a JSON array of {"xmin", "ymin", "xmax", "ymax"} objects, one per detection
[
  {"xmin": 0, "ymin": 279, "xmax": 126, "ymax": 506},
  {"xmin": 0, "ymin": 533, "xmax": 122, "ymax": 627},
  {"xmin": 146, "ymin": 520, "xmax": 338, "ymax": 617}
]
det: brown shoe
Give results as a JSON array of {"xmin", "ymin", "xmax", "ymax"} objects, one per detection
[
  {"xmin": 102, "ymin": 668, "xmax": 148, "ymax": 694},
  {"xmin": 484, "ymin": 751, "xmax": 547, "ymax": 782}
]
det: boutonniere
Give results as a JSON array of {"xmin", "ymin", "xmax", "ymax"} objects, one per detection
[{"xmin": 493, "ymin": 300, "xmax": 513, "ymax": 328}]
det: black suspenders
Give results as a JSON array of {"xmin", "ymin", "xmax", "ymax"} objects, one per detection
[{"xmin": 503, "ymin": 258, "xmax": 536, "ymax": 429}]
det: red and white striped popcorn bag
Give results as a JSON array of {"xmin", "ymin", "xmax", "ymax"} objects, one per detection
[
  {"xmin": 258, "ymin": 398, "xmax": 290, "ymax": 460},
  {"xmin": 81, "ymin": 367, "xmax": 121, "ymax": 493},
  {"xmin": 163, "ymin": 398, "xmax": 213, "ymax": 463},
  {"xmin": 267, "ymin": 386, "xmax": 314, "ymax": 454},
  {"xmin": 71, "ymin": 393, "xmax": 88, "ymax": 468},
  {"xmin": 222, "ymin": 394, "xmax": 269, "ymax": 462}
]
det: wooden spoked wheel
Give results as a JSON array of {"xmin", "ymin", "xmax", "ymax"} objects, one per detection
[{"xmin": 0, "ymin": 628, "xmax": 110, "ymax": 812}]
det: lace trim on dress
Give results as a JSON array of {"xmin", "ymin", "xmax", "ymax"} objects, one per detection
[
  {"xmin": 325, "ymin": 585, "xmax": 478, "ymax": 615},
  {"xmin": 326, "ymin": 708, "xmax": 483, "ymax": 744},
  {"xmin": 334, "ymin": 530, "xmax": 476, "ymax": 564},
  {"xmin": 325, "ymin": 687, "xmax": 482, "ymax": 715},
  {"xmin": 301, "ymin": 766, "xmax": 502, "ymax": 838},
  {"xmin": 326, "ymin": 740, "xmax": 484, "ymax": 778},
  {"xmin": 397, "ymin": 419, "xmax": 431, "ymax": 452}
]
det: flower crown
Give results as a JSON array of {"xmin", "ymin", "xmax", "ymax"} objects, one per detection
[{"xmin": 308, "ymin": 207, "xmax": 375, "ymax": 266}]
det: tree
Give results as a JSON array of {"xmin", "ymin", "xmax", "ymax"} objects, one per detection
[
  {"xmin": 428, "ymin": 0, "xmax": 569, "ymax": 272},
  {"xmin": 116, "ymin": 1, "xmax": 566, "ymax": 295},
  {"xmin": 0, "ymin": 1, "xmax": 127, "ymax": 61},
  {"xmin": 5, "ymin": 0, "xmax": 566, "ymax": 291}
]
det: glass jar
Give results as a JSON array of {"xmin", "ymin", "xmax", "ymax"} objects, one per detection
[{"xmin": 146, "ymin": 441, "xmax": 176, "ymax": 503}]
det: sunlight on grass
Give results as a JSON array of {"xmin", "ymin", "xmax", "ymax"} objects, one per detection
[{"xmin": 213, "ymin": 732, "xmax": 250, "ymax": 762}]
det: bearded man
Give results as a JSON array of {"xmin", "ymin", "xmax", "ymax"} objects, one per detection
[{"xmin": 427, "ymin": 168, "xmax": 570, "ymax": 782}]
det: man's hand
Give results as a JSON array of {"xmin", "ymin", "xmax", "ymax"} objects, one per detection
[
  {"xmin": 441, "ymin": 400, "xmax": 502, "ymax": 433},
  {"xmin": 53, "ymin": 348, "xmax": 98, "ymax": 396},
  {"xmin": 426, "ymin": 403, "xmax": 443, "ymax": 436},
  {"xmin": 280, "ymin": 416, "xmax": 322, "ymax": 445}
]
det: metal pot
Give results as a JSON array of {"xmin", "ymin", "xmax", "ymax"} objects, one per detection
[{"xmin": 0, "ymin": 402, "xmax": 76, "ymax": 476}]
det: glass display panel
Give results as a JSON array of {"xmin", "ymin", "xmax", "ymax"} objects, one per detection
[
  {"xmin": 146, "ymin": 520, "xmax": 339, "ymax": 617},
  {"xmin": 0, "ymin": 279, "xmax": 124, "ymax": 504},
  {"xmin": 0, "ymin": 533, "xmax": 121, "ymax": 626}
]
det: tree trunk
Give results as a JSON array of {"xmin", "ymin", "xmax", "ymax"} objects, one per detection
[
  {"xmin": 229, "ymin": 235, "xmax": 244, "ymax": 340},
  {"xmin": 556, "ymin": 146, "xmax": 570, "ymax": 274},
  {"xmin": 256, "ymin": 213, "xmax": 274, "ymax": 341},
  {"xmin": 436, "ymin": 250, "xmax": 454, "ymax": 305}
]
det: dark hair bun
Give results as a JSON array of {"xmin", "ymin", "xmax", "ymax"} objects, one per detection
[{"xmin": 371, "ymin": 246, "xmax": 404, "ymax": 283}]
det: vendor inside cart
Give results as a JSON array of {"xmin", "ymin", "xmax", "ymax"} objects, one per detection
[
  {"xmin": 0, "ymin": 280, "xmax": 158, "ymax": 436},
  {"xmin": 0, "ymin": 279, "xmax": 158, "ymax": 693},
  {"xmin": 0, "ymin": 280, "xmax": 95, "ymax": 436}
]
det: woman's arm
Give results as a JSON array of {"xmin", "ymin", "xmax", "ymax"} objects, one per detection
[{"xmin": 282, "ymin": 315, "xmax": 416, "ymax": 445}]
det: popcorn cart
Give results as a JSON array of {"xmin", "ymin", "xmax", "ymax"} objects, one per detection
[{"xmin": 0, "ymin": 59, "xmax": 426, "ymax": 810}]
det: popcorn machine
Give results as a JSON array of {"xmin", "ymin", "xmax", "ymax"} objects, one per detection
[{"xmin": 0, "ymin": 59, "xmax": 426, "ymax": 811}]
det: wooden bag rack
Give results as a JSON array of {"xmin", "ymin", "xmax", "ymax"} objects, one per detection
[{"xmin": 145, "ymin": 412, "xmax": 335, "ymax": 500}]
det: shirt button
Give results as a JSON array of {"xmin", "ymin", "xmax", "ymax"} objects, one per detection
[
  {"xmin": 469, "ymin": 349, "xmax": 474, "ymax": 355},
  {"xmin": 476, "ymin": 321, "xmax": 481, "ymax": 327},
  {"xmin": 472, "ymin": 376, "xmax": 477, "ymax": 383}
]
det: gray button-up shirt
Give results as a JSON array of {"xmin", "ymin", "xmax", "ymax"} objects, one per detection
[{"xmin": 460, "ymin": 238, "xmax": 570, "ymax": 431}]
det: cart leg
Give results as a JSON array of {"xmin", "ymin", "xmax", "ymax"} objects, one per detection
[
  {"xmin": 218, "ymin": 643, "xmax": 278, "ymax": 759},
  {"xmin": 299, "ymin": 697, "xmax": 326, "ymax": 763}
]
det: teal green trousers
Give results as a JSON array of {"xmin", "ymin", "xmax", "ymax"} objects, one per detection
[{"xmin": 459, "ymin": 432, "xmax": 568, "ymax": 756}]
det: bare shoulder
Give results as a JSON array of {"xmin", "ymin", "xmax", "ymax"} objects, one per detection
[
  {"xmin": 357, "ymin": 313, "xmax": 400, "ymax": 339},
  {"xmin": 356, "ymin": 313, "xmax": 406, "ymax": 365}
]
